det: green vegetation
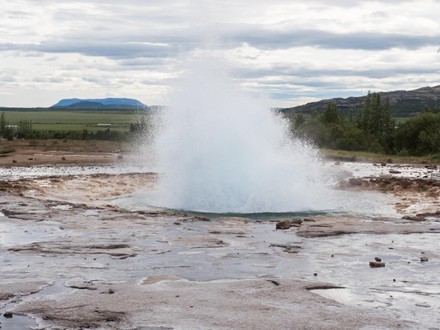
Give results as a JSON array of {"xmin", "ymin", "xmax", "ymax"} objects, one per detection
[
  {"xmin": 1, "ymin": 98, "xmax": 440, "ymax": 160},
  {"xmin": 0, "ymin": 109, "xmax": 149, "ymax": 141},
  {"xmin": 288, "ymin": 92, "xmax": 440, "ymax": 157}
]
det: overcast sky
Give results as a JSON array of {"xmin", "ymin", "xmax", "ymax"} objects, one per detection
[{"xmin": 1, "ymin": 0, "xmax": 440, "ymax": 107}]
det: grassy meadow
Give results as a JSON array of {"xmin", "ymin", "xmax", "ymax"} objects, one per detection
[{"xmin": 3, "ymin": 110, "xmax": 145, "ymax": 132}]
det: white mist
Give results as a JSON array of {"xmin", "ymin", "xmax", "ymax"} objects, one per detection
[{"xmin": 152, "ymin": 55, "xmax": 331, "ymax": 213}]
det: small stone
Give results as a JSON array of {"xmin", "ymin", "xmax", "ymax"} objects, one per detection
[
  {"xmin": 374, "ymin": 257, "xmax": 382, "ymax": 262},
  {"xmin": 3, "ymin": 311, "xmax": 12, "ymax": 318},
  {"xmin": 276, "ymin": 220, "xmax": 292, "ymax": 230},
  {"xmin": 313, "ymin": 273, "xmax": 318, "ymax": 276},
  {"xmin": 415, "ymin": 303, "xmax": 431, "ymax": 308},
  {"xmin": 420, "ymin": 257, "xmax": 429, "ymax": 262},
  {"xmin": 61, "ymin": 156, "xmax": 67, "ymax": 161},
  {"xmin": 117, "ymin": 155, "xmax": 124, "ymax": 160},
  {"xmin": 268, "ymin": 280, "xmax": 280, "ymax": 286},
  {"xmin": 369, "ymin": 261, "xmax": 385, "ymax": 268},
  {"xmin": 12, "ymin": 159, "xmax": 17, "ymax": 163}
]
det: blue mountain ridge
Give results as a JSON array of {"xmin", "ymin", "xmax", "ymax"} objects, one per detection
[{"xmin": 51, "ymin": 98, "xmax": 147, "ymax": 108}]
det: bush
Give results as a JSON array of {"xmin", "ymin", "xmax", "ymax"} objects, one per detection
[{"xmin": 395, "ymin": 113, "xmax": 440, "ymax": 155}]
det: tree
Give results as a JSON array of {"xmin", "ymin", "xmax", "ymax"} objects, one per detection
[
  {"xmin": 321, "ymin": 103, "xmax": 339, "ymax": 124},
  {"xmin": 357, "ymin": 92, "xmax": 395, "ymax": 152},
  {"xmin": 0, "ymin": 111, "xmax": 5, "ymax": 138}
]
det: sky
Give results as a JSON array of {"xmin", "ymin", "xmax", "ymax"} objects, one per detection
[{"xmin": 1, "ymin": 0, "xmax": 440, "ymax": 108}]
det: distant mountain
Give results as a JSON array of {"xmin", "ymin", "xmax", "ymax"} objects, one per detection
[
  {"xmin": 282, "ymin": 85, "xmax": 440, "ymax": 117},
  {"xmin": 51, "ymin": 98, "xmax": 147, "ymax": 110}
]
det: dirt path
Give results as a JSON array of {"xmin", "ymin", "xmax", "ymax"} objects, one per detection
[{"xmin": 0, "ymin": 139, "xmax": 131, "ymax": 166}]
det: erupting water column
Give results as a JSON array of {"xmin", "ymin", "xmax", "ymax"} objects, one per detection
[{"xmin": 152, "ymin": 55, "xmax": 331, "ymax": 213}]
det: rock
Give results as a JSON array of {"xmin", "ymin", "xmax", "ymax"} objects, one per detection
[
  {"xmin": 389, "ymin": 170, "xmax": 401, "ymax": 174},
  {"xmin": 348, "ymin": 178, "xmax": 363, "ymax": 186},
  {"xmin": 0, "ymin": 293, "xmax": 14, "ymax": 300},
  {"xmin": 381, "ymin": 163, "xmax": 387, "ymax": 166},
  {"xmin": 12, "ymin": 159, "xmax": 17, "ymax": 163},
  {"xmin": 415, "ymin": 303, "xmax": 431, "ymax": 308},
  {"xmin": 268, "ymin": 280, "xmax": 280, "ymax": 286},
  {"xmin": 276, "ymin": 220, "xmax": 292, "ymax": 230},
  {"xmin": 420, "ymin": 257, "xmax": 429, "ymax": 262},
  {"xmin": 61, "ymin": 156, "xmax": 67, "ymax": 161},
  {"xmin": 369, "ymin": 261, "xmax": 385, "ymax": 268},
  {"xmin": 269, "ymin": 243, "xmax": 301, "ymax": 254},
  {"xmin": 3, "ymin": 311, "xmax": 13, "ymax": 318},
  {"xmin": 276, "ymin": 219, "xmax": 303, "ymax": 229},
  {"xmin": 374, "ymin": 257, "xmax": 382, "ymax": 262},
  {"xmin": 402, "ymin": 215, "xmax": 425, "ymax": 221},
  {"xmin": 117, "ymin": 155, "xmax": 124, "ymax": 160},
  {"xmin": 292, "ymin": 219, "xmax": 303, "ymax": 225}
]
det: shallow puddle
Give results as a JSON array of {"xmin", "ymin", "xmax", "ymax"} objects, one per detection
[{"xmin": 304, "ymin": 233, "xmax": 440, "ymax": 328}]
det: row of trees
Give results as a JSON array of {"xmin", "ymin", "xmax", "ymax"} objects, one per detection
[{"xmin": 288, "ymin": 92, "xmax": 440, "ymax": 156}]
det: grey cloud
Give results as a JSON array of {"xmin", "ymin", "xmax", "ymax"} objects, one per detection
[
  {"xmin": 42, "ymin": 41, "xmax": 172, "ymax": 58},
  {"xmin": 32, "ymin": 76, "xmax": 65, "ymax": 83},
  {"xmin": 367, "ymin": 11, "xmax": 389, "ymax": 19},
  {"xmin": 81, "ymin": 76, "xmax": 107, "ymax": 84},
  {"xmin": 236, "ymin": 65, "xmax": 439, "ymax": 81},
  {"xmin": 312, "ymin": 0, "xmax": 414, "ymax": 6},
  {"xmin": 0, "ymin": 71, "xmax": 18, "ymax": 83},
  {"xmin": 0, "ymin": 40, "xmax": 176, "ymax": 59},
  {"xmin": 2, "ymin": 17, "xmax": 438, "ymax": 61},
  {"xmin": 4, "ymin": 10, "xmax": 33, "ymax": 18},
  {"xmin": 233, "ymin": 28, "xmax": 440, "ymax": 51}
]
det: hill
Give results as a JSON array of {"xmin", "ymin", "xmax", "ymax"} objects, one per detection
[
  {"xmin": 51, "ymin": 98, "xmax": 147, "ymax": 110},
  {"xmin": 282, "ymin": 85, "xmax": 440, "ymax": 117}
]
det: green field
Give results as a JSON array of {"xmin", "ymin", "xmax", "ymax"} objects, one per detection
[{"xmin": 2, "ymin": 110, "xmax": 146, "ymax": 132}]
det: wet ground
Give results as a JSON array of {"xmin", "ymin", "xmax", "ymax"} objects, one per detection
[{"xmin": 0, "ymin": 161, "xmax": 439, "ymax": 329}]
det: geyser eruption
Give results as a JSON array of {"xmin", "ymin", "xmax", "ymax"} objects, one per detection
[{"xmin": 153, "ymin": 56, "xmax": 331, "ymax": 213}]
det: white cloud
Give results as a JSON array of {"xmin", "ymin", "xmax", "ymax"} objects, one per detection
[{"xmin": 0, "ymin": 0, "xmax": 440, "ymax": 107}]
